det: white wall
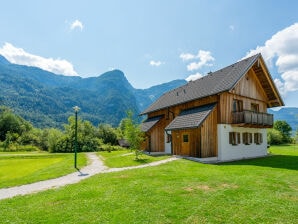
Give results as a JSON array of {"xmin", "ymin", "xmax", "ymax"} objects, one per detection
[
  {"xmin": 217, "ymin": 124, "xmax": 267, "ymax": 161},
  {"xmin": 164, "ymin": 131, "xmax": 172, "ymax": 154}
]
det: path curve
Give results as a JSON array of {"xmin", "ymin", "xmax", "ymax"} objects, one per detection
[{"xmin": 0, "ymin": 153, "xmax": 179, "ymax": 200}]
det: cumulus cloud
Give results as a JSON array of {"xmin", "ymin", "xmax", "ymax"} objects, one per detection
[
  {"xmin": 149, "ymin": 60, "xmax": 163, "ymax": 67},
  {"xmin": 245, "ymin": 23, "xmax": 298, "ymax": 95},
  {"xmin": 70, "ymin": 19, "xmax": 83, "ymax": 31},
  {"xmin": 0, "ymin": 43, "xmax": 78, "ymax": 76},
  {"xmin": 180, "ymin": 50, "xmax": 214, "ymax": 71},
  {"xmin": 185, "ymin": 72, "xmax": 204, "ymax": 82},
  {"xmin": 180, "ymin": 53, "xmax": 196, "ymax": 61}
]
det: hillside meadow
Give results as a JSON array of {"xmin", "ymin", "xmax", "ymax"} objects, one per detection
[{"xmin": 0, "ymin": 145, "xmax": 297, "ymax": 223}]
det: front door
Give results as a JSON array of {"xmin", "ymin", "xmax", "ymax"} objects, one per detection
[{"xmin": 181, "ymin": 132, "xmax": 190, "ymax": 156}]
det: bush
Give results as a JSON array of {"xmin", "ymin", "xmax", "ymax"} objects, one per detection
[
  {"xmin": 0, "ymin": 143, "xmax": 40, "ymax": 152},
  {"xmin": 99, "ymin": 144, "xmax": 126, "ymax": 152},
  {"xmin": 267, "ymin": 129, "xmax": 283, "ymax": 145}
]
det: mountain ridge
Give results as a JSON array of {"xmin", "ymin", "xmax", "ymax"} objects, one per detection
[{"xmin": 0, "ymin": 55, "xmax": 186, "ymax": 128}]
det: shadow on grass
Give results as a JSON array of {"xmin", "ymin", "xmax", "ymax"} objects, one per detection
[
  {"xmin": 220, "ymin": 154, "xmax": 298, "ymax": 171},
  {"xmin": 134, "ymin": 159, "xmax": 150, "ymax": 164}
]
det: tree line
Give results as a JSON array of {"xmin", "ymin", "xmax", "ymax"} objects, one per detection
[
  {"xmin": 0, "ymin": 106, "xmax": 144, "ymax": 156},
  {"xmin": 0, "ymin": 106, "xmax": 297, "ymax": 153}
]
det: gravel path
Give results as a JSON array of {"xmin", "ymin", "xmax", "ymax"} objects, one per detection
[{"xmin": 0, "ymin": 153, "xmax": 178, "ymax": 200}]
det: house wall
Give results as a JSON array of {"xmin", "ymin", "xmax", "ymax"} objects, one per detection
[
  {"xmin": 220, "ymin": 68, "xmax": 269, "ymax": 124},
  {"xmin": 171, "ymin": 128, "xmax": 201, "ymax": 157},
  {"xmin": 146, "ymin": 117, "xmax": 166, "ymax": 152},
  {"xmin": 200, "ymin": 105, "xmax": 218, "ymax": 157},
  {"xmin": 217, "ymin": 124, "xmax": 267, "ymax": 161},
  {"xmin": 234, "ymin": 69, "xmax": 268, "ymax": 101},
  {"xmin": 170, "ymin": 106, "xmax": 218, "ymax": 158},
  {"xmin": 146, "ymin": 95, "xmax": 218, "ymax": 153}
]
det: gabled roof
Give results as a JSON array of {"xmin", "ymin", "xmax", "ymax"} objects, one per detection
[
  {"xmin": 165, "ymin": 103, "xmax": 216, "ymax": 131},
  {"xmin": 140, "ymin": 53, "xmax": 283, "ymax": 115},
  {"xmin": 141, "ymin": 115, "xmax": 163, "ymax": 132}
]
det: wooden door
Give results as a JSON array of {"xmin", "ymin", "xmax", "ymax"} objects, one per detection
[{"xmin": 181, "ymin": 132, "xmax": 190, "ymax": 156}]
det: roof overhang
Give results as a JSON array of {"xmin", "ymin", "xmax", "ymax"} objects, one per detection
[
  {"xmin": 165, "ymin": 103, "xmax": 216, "ymax": 131},
  {"xmin": 252, "ymin": 56, "xmax": 284, "ymax": 107},
  {"xmin": 141, "ymin": 115, "xmax": 163, "ymax": 132}
]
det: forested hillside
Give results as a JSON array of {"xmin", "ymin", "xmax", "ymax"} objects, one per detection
[{"xmin": 0, "ymin": 55, "xmax": 186, "ymax": 128}]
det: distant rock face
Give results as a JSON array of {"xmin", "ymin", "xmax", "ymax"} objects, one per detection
[{"xmin": 0, "ymin": 54, "xmax": 186, "ymax": 128}]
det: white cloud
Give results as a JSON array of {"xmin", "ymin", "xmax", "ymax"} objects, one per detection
[
  {"xmin": 70, "ymin": 19, "xmax": 83, "ymax": 31},
  {"xmin": 179, "ymin": 53, "xmax": 196, "ymax": 61},
  {"xmin": 0, "ymin": 42, "xmax": 79, "ymax": 76},
  {"xmin": 229, "ymin": 25, "xmax": 235, "ymax": 31},
  {"xmin": 245, "ymin": 23, "xmax": 298, "ymax": 95},
  {"xmin": 180, "ymin": 50, "xmax": 214, "ymax": 71},
  {"xmin": 149, "ymin": 60, "xmax": 163, "ymax": 67},
  {"xmin": 185, "ymin": 72, "xmax": 204, "ymax": 82}
]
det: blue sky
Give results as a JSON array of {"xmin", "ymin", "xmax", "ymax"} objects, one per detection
[{"xmin": 0, "ymin": 0, "xmax": 298, "ymax": 107}]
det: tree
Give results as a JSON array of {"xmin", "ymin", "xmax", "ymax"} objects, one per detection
[
  {"xmin": 121, "ymin": 111, "xmax": 144, "ymax": 160},
  {"xmin": 97, "ymin": 124, "xmax": 118, "ymax": 145},
  {"xmin": 55, "ymin": 116, "xmax": 101, "ymax": 152},
  {"xmin": 267, "ymin": 129, "xmax": 283, "ymax": 145},
  {"xmin": 273, "ymin": 120, "xmax": 292, "ymax": 143},
  {"xmin": 0, "ymin": 106, "xmax": 32, "ymax": 141}
]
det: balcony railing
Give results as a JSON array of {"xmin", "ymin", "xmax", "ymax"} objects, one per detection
[{"xmin": 232, "ymin": 111, "xmax": 273, "ymax": 127}]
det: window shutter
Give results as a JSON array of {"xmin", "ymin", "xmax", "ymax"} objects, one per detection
[
  {"xmin": 237, "ymin": 132, "xmax": 241, "ymax": 144},
  {"xmin": 249, "ymin": 133, "xmax": 252, "ymax": 144},
  {"xmin": 229, "ymin": 132, "xmax": 233, "ymax": 144}
]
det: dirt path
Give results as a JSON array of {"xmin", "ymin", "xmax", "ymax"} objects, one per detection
[{"xmin": 0, "ymin": 153, "xmax": 178, "ymax": 200}]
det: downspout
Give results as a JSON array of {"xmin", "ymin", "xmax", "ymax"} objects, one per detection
[{"xmin": 146, "ymin": 133, "xmax": 151, "ymax": 154}]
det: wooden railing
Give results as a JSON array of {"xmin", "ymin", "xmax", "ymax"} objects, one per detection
[{"xmin": 232, "ymin": 111, "xmax": 273, "ymax": 127}]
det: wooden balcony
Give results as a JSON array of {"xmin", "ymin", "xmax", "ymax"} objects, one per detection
[{"xmin": 232, "ymin": 111, "xmax": 273, "ymax": 128}]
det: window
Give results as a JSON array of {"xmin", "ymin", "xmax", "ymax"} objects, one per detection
[
  {"xmin": 183, "ymin": 134, "xmax": 189, "ymax": 143},
  {"xmin": 233, "ymin": 99, "xmax": 243, "ymax": 112},
  {"xmin": 251, "ymin": 103, "xmax": 259, "ymax": 112},
  {"xmin": 254, "ymin": 133, "xmax": 263, "ymax": 145},
  {"xmin": 243, "ymin": 132, "xmax": 252, "ymax": 145},
  {"xmin": 229, "ymin": 132, "xmax": 241, "ymax": 145}
]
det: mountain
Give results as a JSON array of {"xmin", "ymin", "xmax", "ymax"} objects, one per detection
[
  {"xmin": 268, "ymin": 107, "xmax": 298, "ymax": 133},
  {"xmin": 134, "ymin": 79, "xmax": 186, "ymax": 112},
  {"xmin": 0, "ymin": 55, "xmax": 186, "ymax": 128}
]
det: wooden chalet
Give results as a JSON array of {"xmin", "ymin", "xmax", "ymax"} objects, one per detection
[{"xmin": 140, "ymin": 53, "xmax": 284, "ymax": 161}]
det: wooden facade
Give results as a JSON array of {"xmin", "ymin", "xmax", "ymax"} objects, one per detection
[{"xmin": 141, "ymin": 54, "xmax": 284, "ymax": 159}]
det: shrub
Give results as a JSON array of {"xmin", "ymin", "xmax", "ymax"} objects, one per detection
[{"xmin": 267, "ymin": 129, "xmax": 283, "ymax": 145}]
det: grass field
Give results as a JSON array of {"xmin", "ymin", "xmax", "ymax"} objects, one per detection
[
  {"xmin": 98, "ymin": 150, "xmax": 170, "ymax": 167},
  {"xmin": 0, "ymin": 145, "xmax": 297, "ymax": 223},
  {"xmin": 0, "ymin": 152, "xmax": 87, "ymax": 188}
]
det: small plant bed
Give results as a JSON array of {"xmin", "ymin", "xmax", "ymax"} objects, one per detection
[
  {"xmin": 0, "ymin": 152, "xmax": 87, "ymax": 188},
  {"xmin": 98, "ymin": 149, "xmax": 171, "ymax": 168}
]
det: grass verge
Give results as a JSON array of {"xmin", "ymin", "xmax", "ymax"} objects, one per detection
[
  {"xmin": 98, "ymin": 150, "xmax": 170, "ymax": 167},
  {"xmin": 0, "ymin": 152, "xmax": 87, "ymax": 188}
]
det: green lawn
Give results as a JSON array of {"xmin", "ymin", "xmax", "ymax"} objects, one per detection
[
  {"xmin": 0, "ymin": 152, "xmax": 87, "ymax": 188},
  {"xmin": 98, "ymin": 150, "xmax": 170, "ymax": 167},
  {"xmin": 0, "ymin": 145, "xmax": 297, "ymax": 223}
]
